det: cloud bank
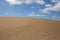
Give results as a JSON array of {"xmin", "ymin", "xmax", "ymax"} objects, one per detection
[
  {"xmin": 42, "ymin": 0, "xmax": 60, "ymax": 13},
  {"xmin": 6, "ymin": 0, "xmax": 45, "ymax": 5},
  {"xmin": 6, "ymin": 0, "xmax": 60, "ymax": 13},
  {"xmin": 5, "ymin": 0, "xmax": 60, "ymax": 20}
]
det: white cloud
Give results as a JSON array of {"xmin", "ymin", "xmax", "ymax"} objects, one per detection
[
  {"xmin": 52, "ymin": 2, "xmax": 60, "ymax": 11},
  {"xmin": 28, "ymin": 12, "xmax": 35, "ymax": 16},
  {"xmin": 41, "ymin": 1, "xmax": 60, "ymax": 13},
  {"xmin": 50, "ymin": 0, "xmax": 60, "ymax": 11},
  {"xmin": 40, "ymin": 4, "xmax": 53, "ymax": 13},
  {"xmin": 6, "ymin": 0, "xmax": 22, "ymax": 6},
  {"xmin": 6, "ymin": 0, "xmax": 45, "ymax": 6},
  {"xmin": 35, "ymin": 0, "xmax": 45, "ymax": 5},
  {"xmin": 28, "ymin": 13, "xmax": 46, "ymax": 16},
  {"xmin": 27, "ymin": 12, "xmax": 46, "ymax": 16},
  {"xmin": 41, "ymin": 8, "xmax": 50, "ymax": 13},
  {"xmin": 45, "ymin": 4, "xmax": 52, "ymax": 8},
  {"xmin": 24, "ymin": 0, "xmax": 34, "ymax": 4},
  {"xmin": 36, "ymin": 14, "xmax": 46, "ymax": 16}
]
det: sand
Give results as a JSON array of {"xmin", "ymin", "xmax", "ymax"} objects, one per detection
[{"xmin": 0, "ymin": 17, "xmax": 60, "ymax": 40}]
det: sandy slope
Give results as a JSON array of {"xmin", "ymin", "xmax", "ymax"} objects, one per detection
[{"xmin": 0, "ymin": 17, "xmax": 60, "ymax": 40}]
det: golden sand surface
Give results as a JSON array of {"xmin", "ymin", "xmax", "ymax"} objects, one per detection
[{"xmin": 0, "ymin": 17, "xmax": 60, "ymax": 40}]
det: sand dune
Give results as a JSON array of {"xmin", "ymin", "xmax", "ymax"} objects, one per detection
[{"xmin": 0, "ymin": 17, "xmax": 60, "ymax": 40}]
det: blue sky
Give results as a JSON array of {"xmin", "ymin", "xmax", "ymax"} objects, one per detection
[{"xmin": 0, "ymin": 0, "xmax": 60, "ymax": 20}]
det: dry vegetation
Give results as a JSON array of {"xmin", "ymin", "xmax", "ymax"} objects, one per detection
[{"xmin": 0, "ymin": 17, "xmax": 60, "ymax": 40}]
